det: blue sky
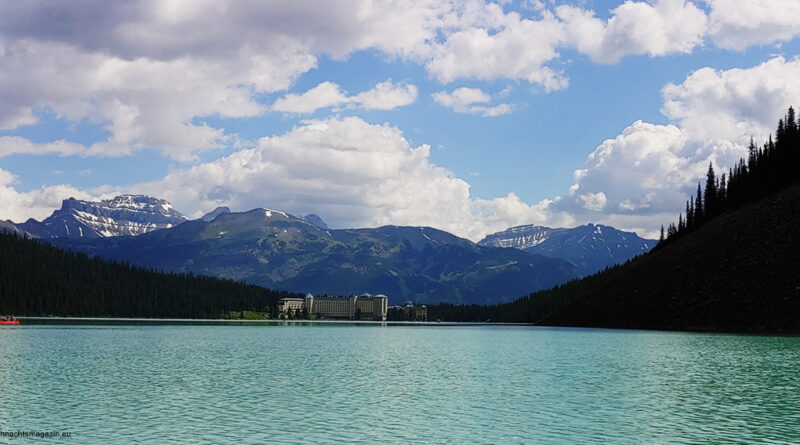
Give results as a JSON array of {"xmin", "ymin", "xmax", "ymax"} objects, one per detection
[{"xmin": 1, "ymin": 0, "xmax": 799, "ymax": 240}]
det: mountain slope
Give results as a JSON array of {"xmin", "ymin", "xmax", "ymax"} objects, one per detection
[
  {"xmin": 53, "ymin": 209, "xmax": 579, "ymax": 305},
  {"xmin": 479, "ymin": 223, "xmax": 655, "ymax": 275},
  {"xmin": 15, "ymin": 195, "xmax": 187, "ymax": 239},
  {"xmin": 538, "ymin": 183, "xmax": 800, "ymax": 333}
]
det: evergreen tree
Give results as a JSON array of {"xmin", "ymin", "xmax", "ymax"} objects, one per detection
[
  {"xmin": 748, "ymin": 137, "xmax": 758, "ymax": 170},
  {"xmin": 694, "ymin": 183, "xmax": 704, "ymax": 222},
  {"xmin": 704, "ymin": 162, "xmax": 717, "ymax": 217}
]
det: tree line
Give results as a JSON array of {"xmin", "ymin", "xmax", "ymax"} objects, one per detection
[
  {"xmin": 0, "ymin": 231, "xmax": 300, "ymax": 318},
  {"xmin": 427, "ymin": 260, "xmax": 635, "ymax": 322}
]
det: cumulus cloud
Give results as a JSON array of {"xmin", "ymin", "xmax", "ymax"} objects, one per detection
[
  {"xmin": 0, "ymin": 38, "xmax": 313, "ymax": 160},
  {"xmin": 272, "ymin": 79, "xmax": 418, "ymax": 114},
  {"xmin": 706, "ymin": 0, "xmax": 800, "ymax": 50},
  {"xmin": 427, "ymin": 7, "xmax": 568, "ymax": 88},
  {"xmin": 2, "ymin": 0, "xmax": 800, "ymax": 163},
  {"xmin": 432, "ymin": 87, "xmax": 512, "ymax": 116},
  {"xmin": 558, "ymin": 0, "xmax": 708, "ymax": 64},
  {"xmin": 0, "ymin": 168, "xmax": 104, "ymax": 222},
  {"xmin": 132, "ymin": 116, "xmax": 566, "ymax": 241},
  {"xmin": 556, "ymin": 56, "xmax": 800, "ymax": 237},
  {"xmin": 0, "ymin": 1, "xmax": 562, "ymax": 160},
  {"xmin": 0, "ymin": 1, "xmax": 440, "ymax": 160},
  {"xmin": 662, "ymin": 56, "xmax": 800, "ymax": 143}
]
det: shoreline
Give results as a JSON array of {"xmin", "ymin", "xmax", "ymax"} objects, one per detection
[{"xmin": 15, "ymin": 316, "xmax": 533, "ymax": 327}]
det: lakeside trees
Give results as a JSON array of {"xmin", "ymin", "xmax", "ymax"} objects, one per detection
[{"xmin": 0, "ymin": 231, "xmax": 299, "ymax": 318}]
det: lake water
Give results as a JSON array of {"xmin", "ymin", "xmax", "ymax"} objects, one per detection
[{"xmin": 1, "ymin": 322, "xmax": 799, "ymax": 444}]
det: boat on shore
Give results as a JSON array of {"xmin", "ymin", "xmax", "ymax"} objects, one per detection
[{"xmin": 0, "ymin": 316, "xmax": 19, "ymax": 325}]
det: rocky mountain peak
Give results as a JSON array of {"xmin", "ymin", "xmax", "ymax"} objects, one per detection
[{"xmin": 18, "ymin": 195, "xmax": 188, "ymax": 239}]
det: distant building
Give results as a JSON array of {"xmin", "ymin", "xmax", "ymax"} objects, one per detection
[
  {"xmin": 387, "ymin": 302, "xmax": 428, "ymax": 321},
  {"xmin": 278, "ymin": 293, "xmax": 388, "ymax": 321}
]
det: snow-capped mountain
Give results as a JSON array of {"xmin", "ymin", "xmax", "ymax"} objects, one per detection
[
  {"xmin": 479, "ymin": 223, "xmax": 656, "ymax": 276},
  {"xmin": 479, "ymin": 225, "xmax": 556, "ymax": 250},
  {"xmin": 15, "ymin": 195, "xmax": 188, "ymax": 239}
]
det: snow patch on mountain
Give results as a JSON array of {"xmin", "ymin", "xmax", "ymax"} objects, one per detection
[
  {"xmin": 15, "ymin": 195, "xmax": 187, "ymax": 239},
  {"xmin": 479, "ymin": 223, "xmax": 656, "ymax": 276}
]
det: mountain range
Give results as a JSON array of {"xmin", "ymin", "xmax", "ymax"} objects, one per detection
[
  {"xmin": 478, "ymin": 224, "xmax": 655, "ymax": 276},
  {"xmin": 2, "ymin": 195, "xmax": 653, "ymax": 304}
]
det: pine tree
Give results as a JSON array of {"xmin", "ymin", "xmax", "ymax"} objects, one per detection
[
  {"xmin": 748, "ymin": 137, "xmax": 758, "ymax": 170},
  {"xmin": 704, "ymin": 163, "xmax": 717, "ymax": 217},
  {"xmin": 694, "ymin": 183, "xmax": 704, "ymax": 222}
]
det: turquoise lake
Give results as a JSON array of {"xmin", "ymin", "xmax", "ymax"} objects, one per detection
[{"xmin": 1, "ymin": 322, "xmax": 799, "ymax": 444}]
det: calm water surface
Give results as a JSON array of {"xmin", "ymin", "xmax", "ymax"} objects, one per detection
[{"xmin": 1, "ymin": 323, "xmax": 799, "ymax": 444}]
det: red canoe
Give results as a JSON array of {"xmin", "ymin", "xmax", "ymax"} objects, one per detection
[{"xmin": 0, "ymin": 319, "xmax": 19, "ymax": 325}]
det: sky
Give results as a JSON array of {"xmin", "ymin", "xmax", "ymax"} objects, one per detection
[{"xmin": 1, "ymin": 0, "xmax": 800, "ymax": 241}]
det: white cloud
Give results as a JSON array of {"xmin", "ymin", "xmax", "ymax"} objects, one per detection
[
  {"xmin": 0, "ymin": 168, "xmax": 103, "ymax": 222},
  {"xmin": 352, "ymin": 80, "xmax": 419, "ymax": 111},
  {"xmin": 0, "ymin": 38, "xmax": 313, "ymax": 160},
  {"xmin": 579, "ymin": 192, "xmax": 607, "ymax": 211},
  {"xmin": 0, "ymin": 136, "xmax": 89, "ymax": 158},
  {"xmin": 557, "ymin": 56, "xmax": 800, "ymax": 235},
  {"xmin": 0, "ymin": 106, "xmax": 37, "ymax": 130},
  {"xmin": 560, "ymin": 121, "xmax": 698, "ymax": 216},
  {"xmin": 2, "ymin": 0, "xmax": 800, "ymax": 163},
  {"xmin": 558, "ymin": 0, "xmax": 708, "ymax": 64},
  {"xmin": 478, "ymin": 103, "xmax": 513, "ymax": 117},
  {"xmin": 271, "ymin": 82, "xmax": 349, "ymax": 114},
  {"xmin": 432, "ymin": 87, "xmax": 512, "ymax": 116},
  {"xmin": 706, "ymin": 0, "xmax": 800, "ymax": 50},
  {"xmin": 662, "ymin": 56, "xmax": 800, "ymax": 143},
  {"xmin": 427, "ymin": 7, "xmax": 568, "ymax": 89},
  {"xmin": 272, "ymin": 79, "xmax": 418, "ymax": 114},
  {"xmin": 433, "ymin": 87, "xmax": 491, "ymax": 108},
  {"xmin": 132, "ymin": 116, "xmax": 565, "ymax": 241},
  {"xmin": 0, "ymin": 1, "xmax": 441, "ymax": 159}
]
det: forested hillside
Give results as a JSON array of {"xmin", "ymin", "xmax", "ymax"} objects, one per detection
[
  {"xmin": 0, "ymin": 231, "xmax": 299, "ymax": 318},
  {"xmin": 430, "ymin": 107, "xmax": 800, "ymax": 333}
]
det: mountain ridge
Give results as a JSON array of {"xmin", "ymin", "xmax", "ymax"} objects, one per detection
[
  {"xmin": 479, "ymin": 223, "xmax": 655, "ymax": 276},
  {"xmin": 51, "ymin": 207, "xmax": 580, "ymax": 305},
  {"xmin": 14, "ymin": 195, "xmax": 188, "ymax": 239}
]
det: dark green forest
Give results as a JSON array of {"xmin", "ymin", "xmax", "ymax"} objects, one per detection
[
  {"xmin": 0, "ymin": 232, "xmax": 300, "ymax": 318},
  {"xmin": 429, "ymin": 107, "xmax": 800, "ymax": 325}
]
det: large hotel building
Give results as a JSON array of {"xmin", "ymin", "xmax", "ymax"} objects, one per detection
[{"xmin": 278, "ymin": 293, "xmax": 388, "ymax": 321}]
